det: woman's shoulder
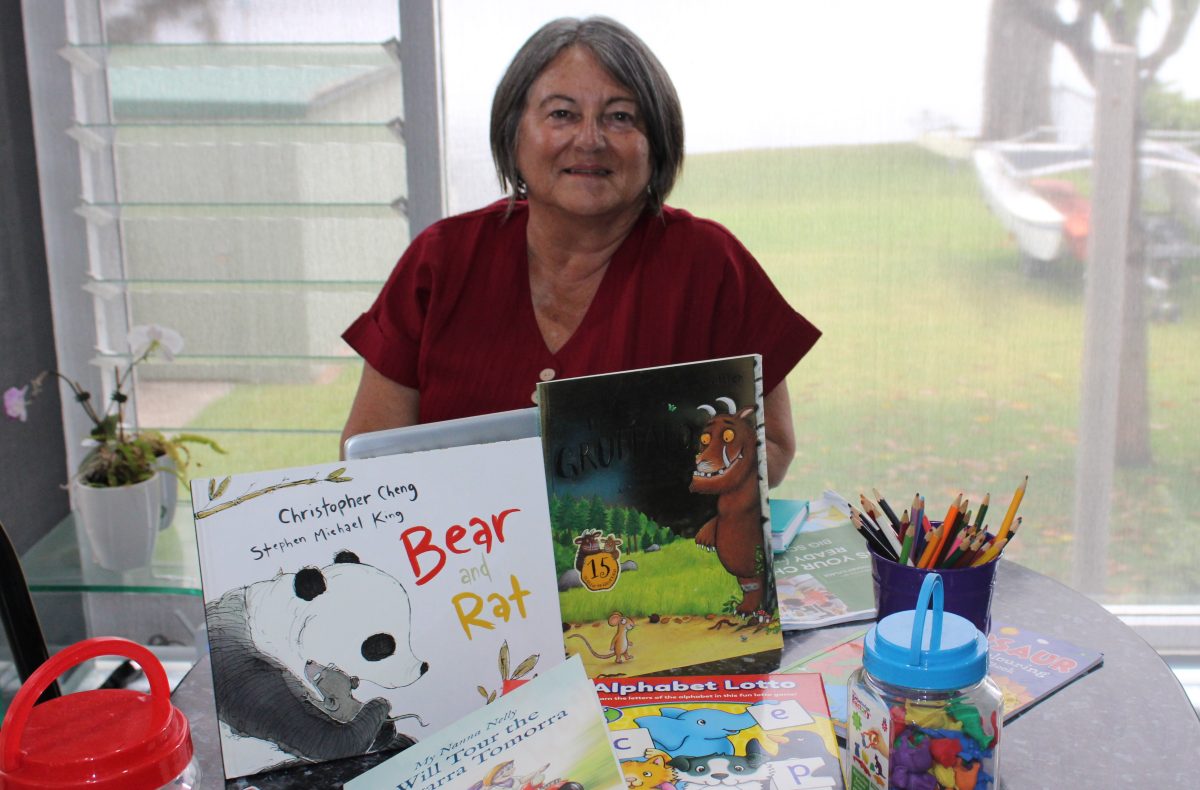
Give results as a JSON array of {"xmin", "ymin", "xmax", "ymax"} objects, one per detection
[{"xmin": 652, "ymin": 204, "xmax": 753, "ymax": 261}]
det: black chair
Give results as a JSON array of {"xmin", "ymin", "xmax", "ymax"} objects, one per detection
[{"xmin": 0, "ymin": 517, "xmax": 59, "ymax": 701}]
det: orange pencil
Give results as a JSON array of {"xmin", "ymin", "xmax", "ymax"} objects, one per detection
[
  {"xmin": 924, "ymin": 494, "xmax": 961, "ymax": 569},
  {"xmin": 995, "ymin": 476, "xmax": 1027, "ymax": 544},
  {"xmin": 916, "ymin": 523, "xmax": 944, "ymax": 568}
]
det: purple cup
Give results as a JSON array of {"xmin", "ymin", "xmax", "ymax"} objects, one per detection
[{"xmin": 869, "ymin": 539, "xmax": 998, "ymax": 633}]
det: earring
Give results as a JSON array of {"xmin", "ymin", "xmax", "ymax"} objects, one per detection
[{"xmin": 515, "ymin": 175, "xmax": 528, "ymax": 198}]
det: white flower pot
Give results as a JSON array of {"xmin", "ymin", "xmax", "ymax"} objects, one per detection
[
  {"xmin": 73, "ymin": 473, "xmax": 162, "ymax": 572},
  {"xmin": 155, "ymin": 456, "xmax": 179, "ymax": 531}
]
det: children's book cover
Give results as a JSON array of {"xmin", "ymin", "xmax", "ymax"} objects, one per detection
[
  {"xmin": 594, "ymin": 672, "xmax": 844, "ymax": 790},
  {"xmin": 783, "ymin": 621, "xmax": 1104, "ymax": 735},
  {"xmin": 774, "ymin": 494, "xmax": 875, "ymax": 632},
  {"xmin": 538, "ymin": 355, "xmax": 782, "ymax": 677},
  {"xmin": 189, "ymin": 438, "xmax": 565, "ymax": 780},
  {"xmin": 345, "ymin": 655, "xmax": 623, "ymax": 790},
  {"xmin": 986, "ymin": 622, "xmax": 1104, "ymax": 722}
]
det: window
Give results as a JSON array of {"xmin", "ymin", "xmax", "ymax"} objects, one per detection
[
  {"xmin": 439, "ymin": 2, "xmax": 1200, "ymax": 639},
  {"xmin": 29, "ymin": 0, "xmax": 440, "ymax": 482}
]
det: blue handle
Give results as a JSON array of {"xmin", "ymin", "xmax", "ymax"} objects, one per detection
[{"xmin": 909, "ymin": 573, "xmax": 944, "ymax": 665}]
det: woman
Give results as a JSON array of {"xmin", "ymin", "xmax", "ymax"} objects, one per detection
[{"xmin": 341, "ymin": 16, "xmax": 819, "ymax": 486}]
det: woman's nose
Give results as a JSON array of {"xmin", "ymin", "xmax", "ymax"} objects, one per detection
[{"xmin": 574, "ymin": 117, "xmax": 605, "ymax": 149}]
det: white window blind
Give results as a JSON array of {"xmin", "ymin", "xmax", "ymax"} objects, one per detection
[{"xmin": 48, "ymin": 0, "xmax": 426, "ymax": 478}]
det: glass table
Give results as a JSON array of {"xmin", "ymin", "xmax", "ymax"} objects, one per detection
[
  {"xmin": 22, "ymin": 503, "xmax": 202, "ymax": 597},
  {"xmin": 4, "ymin": 504, "xmax": 205, "ymax": 716}
]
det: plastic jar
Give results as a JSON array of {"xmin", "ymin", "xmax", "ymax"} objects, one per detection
[
  {"xmin": 0, "ymin": 637, "xmax": 199, "ymax": 790},
  {"xmin": 846, "ymin": 573, "xmax": 1002, "ymax": 790}
]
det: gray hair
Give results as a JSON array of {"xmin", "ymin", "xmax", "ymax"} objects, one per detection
[{"xmin": 490, "ymin": 16, "xmax": 684, "ymax": 215}]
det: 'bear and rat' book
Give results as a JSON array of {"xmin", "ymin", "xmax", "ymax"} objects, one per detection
[
  {"xmin": 189, "ymin": 438, "xmax": 564, "ymax": 780},
  {"xmin": 537, "ymin": 355, "xmax": 783, "ymax": 677}
]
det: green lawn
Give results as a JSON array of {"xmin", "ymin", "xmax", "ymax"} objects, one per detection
[{"xmin": 174, "ymin": 143, "xmax": 1200, "ymax": 603}]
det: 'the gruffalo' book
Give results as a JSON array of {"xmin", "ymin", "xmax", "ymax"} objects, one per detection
[
  {"xmin": 346, "ymin": 655, "xmax": 624, "ymax": 790},
  {"xmin": 595, "ymin": 673, "xmax": 844, "ymax": 790},
  {"xmin": 189, "ymin": 438, "xmax": 564, "ymax": 780},
  {"xmin": 538, "ymin": 355, "xmax": 782, "ymax": 677}
]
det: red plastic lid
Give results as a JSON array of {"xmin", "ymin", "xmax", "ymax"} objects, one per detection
[{"xmin": 0, "ymin": 638, "xmax": 193, "ymax": 790}]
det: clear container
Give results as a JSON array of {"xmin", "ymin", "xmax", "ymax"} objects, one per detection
[
  {"xmin": 159, "ymin": 757, "xmax": 202, "ymax": 789},
  {"xmin": 846, "ymin": 573, "xmax": 1002, "ymax": 790}
]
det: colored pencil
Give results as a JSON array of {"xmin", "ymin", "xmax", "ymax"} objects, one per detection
[
  {"xmin": 973, "ymin": 493, "xmax": 990, "ymax": 530},
  {"xmin": 852, "ymin": 510, "xmax": 899, "ymax": 561},
  {"xmin": 916, "ymin": 523, "xmax": 944, "ymax": 568},
  {"xmin": 995, "ymin": 476, "xmax": 1027, "ymax": 544},
  {"xmin": 857, "ymin": 502, "xmax": 903, "ymax": 558},
  {"xmin": 940, "ymin": 524, "xmax": 974, "ymax": 567},
  {"xmin": 873, "ymin": 487, "xmax": 903, "ymax": 531},
  {"xmin": 911, "ymin": 495, "xmax": 926, "ymax": 565},
  {"xmin": 923, "ymin": 494, "xmax": 961, "ymax": 569},
  {"xmin": 952, "ymin": 531, "xmax": 988, "ymax": 568},
  {"xmin": 972, "ymin": 536, "xmax": 1008, "ymax": 566},
  {"xmin": 898, "ymin": 529, "xmax": 915, "ymax": 566}
]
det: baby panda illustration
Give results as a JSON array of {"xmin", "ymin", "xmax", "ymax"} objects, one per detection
[{"xmin": 206, "ymin": 550, "xmax": 428, "ymax": 775}]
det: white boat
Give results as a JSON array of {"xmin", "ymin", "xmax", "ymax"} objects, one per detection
[{"xmin": 972, "ymin": 130, "xmax": 1200, "ymax": 270}]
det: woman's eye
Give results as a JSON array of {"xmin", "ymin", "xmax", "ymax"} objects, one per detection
[
  {"xmin": 608, "ymin": 111, "xmax": 636, "ymax": 127},
  {"xmin": 549, "ymin": 109, "xmax": 573, "ymax": 120}
]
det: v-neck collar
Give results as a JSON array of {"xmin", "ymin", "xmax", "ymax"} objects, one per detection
[{"xmin": 518, "ymin": 210, "xmax": 649, "ymax": 360}]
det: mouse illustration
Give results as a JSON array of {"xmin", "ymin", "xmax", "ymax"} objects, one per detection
[{"xmin": 566, "ymin": 612, "xmax": 635, "ymax": 663}]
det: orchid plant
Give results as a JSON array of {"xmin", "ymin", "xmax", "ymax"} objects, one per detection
[{"xmin": 4, "ymin": 325, "xmax": 225, "ymax": 488}]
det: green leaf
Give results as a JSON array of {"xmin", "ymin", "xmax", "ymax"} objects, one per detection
[
  {"xmin": 214, "ymin": 476, "xmax": 231, "ymax": 499},
  {"xmin": 208, "ymin": 478, "xmax": 217, "ymax": 499}
]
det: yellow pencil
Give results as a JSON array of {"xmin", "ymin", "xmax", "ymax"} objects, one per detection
[
  {"xmin": 995, "ymin": 475, "xmax": 1028, "ymax": 543},
  {"xmin": 972, "ymin": 536, "xmax": 1008, "ymax": 566}
]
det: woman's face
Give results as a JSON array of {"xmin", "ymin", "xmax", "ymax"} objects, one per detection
[{"xmin": 515, "ymin": 45, "xmax": 652, "ymax": 224}]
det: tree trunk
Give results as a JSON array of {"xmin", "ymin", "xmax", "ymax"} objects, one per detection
[{"xmin": 981, "ymin": 0, "xmax": 1055, "ymax": 140}]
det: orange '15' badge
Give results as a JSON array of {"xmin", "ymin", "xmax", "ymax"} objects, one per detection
[
  {"xmin": 573, "ymin": 529, "xmax": 623, "ymax": 591},
  {"xmin": 580, "ymin": 553, "xmax": 620, "ymax": 591}
]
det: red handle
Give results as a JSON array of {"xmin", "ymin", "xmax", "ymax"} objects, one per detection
[{"xmin": 0, "ymin": 637, "xmax": 170, "ymax": 773}]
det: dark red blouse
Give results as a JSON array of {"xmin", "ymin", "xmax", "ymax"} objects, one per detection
[{"xmin": 343, "ymin": 201, "xmax": 820, "ymax": 424}]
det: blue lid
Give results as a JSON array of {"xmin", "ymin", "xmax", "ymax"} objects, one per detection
[{"xmin": 863, "ymin": 573, "xmax": 989, "ymax": 690}]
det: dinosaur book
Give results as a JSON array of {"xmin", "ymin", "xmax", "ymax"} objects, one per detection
[
  {"xmin": 537, "ymin": 355, "xmax": 783, "ymax": 677},
  {"xmin": 189, "ymin": 438, "xmax": 565, "ymax": 780},
  {"xmin": 594, "ymin": 672, "xmax": 844, "ymax": 790}
]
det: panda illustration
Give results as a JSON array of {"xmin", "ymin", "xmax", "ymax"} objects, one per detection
[{"xmin": 206, "ymin": 550, "xmax": 429, "ymax": 774}]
